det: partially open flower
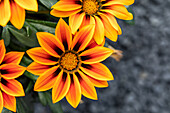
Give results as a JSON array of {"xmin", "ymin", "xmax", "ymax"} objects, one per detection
[
  {"xmin": 0, "ymin": 40, "xmax": 26, "ymax": 112},
  {"xmin": 27, "ymin": 18, "xmax": 114, "ymax": 108},
  {"xmin": 0, "ymin": 0, "xmax": 38, "ymax": 29},
  {"xmin": 51, "ymin": 0, "xmax": 134, "ymax": 45},
  {"xmin": 108, "ymin": 45, "xmax": 123, "ymax": 61}
]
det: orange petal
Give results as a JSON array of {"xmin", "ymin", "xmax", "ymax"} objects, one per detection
[
  {"xmin": 88, "ymin": 76, "xmax": 109, "ymax": 88},
  {"xmin": 0, "ymin": 91, "xmax": 3, "ymax": 113},
  {"xmin": 80, "ymin": 63, "xmax": 114, "ymax": 81},
  {"xmin": 1, "ymin": 78, "xmax": 25, "ymax": 97},
  {"xmin": 0, "ymin": 0, "xmax": 11, "ymax": 27},
  {"xmin": 0, "ymin": 40, "xmax": 6, "ymax": 64},
  {"xmin": 52, "ymin": 72, "xmax": 71, "ymax": 103},
  {"xmin": 66, "ymin": 73, "xmax": 81, "ymax": 108},
  {"xmin": 10, "ymin": 1, "xmax": 25, "ymax": 29},
  {"xmin": 93, "ymin": 15, "xmax": 105, "ymax": 45},
  {"xmin": 0, "ymin": 64, "xmax": 26, "ymax": 79},
  {"xmin": 71, "ymin": 25, "xmax": 95, "ymax": 52},
  {"xmin": 103, "ymin": 12, "xmax": 122, "ymax": 35},
  {"xmin": 79, "ymin": 15, "xmax": 95, "ymax": 29},
  {"xmin": 14, "ymin": 0, "xmax": 38, "ymax": 12},
  {"xmin": 2, "ymin": 52, "xmax": 24, "ymax": 65},
  {"xmin": 101, "ymin": 5, "xmax": 133, "ymax": 20},
  {"xmin": 52, "ymin": 1, "xmax": 82, "ymax": 11},
  {"xmin": 84, "ymin": 39, "xmax": 98, "ymax": 50},
  {"xmin": 27, "ymin": 62, "xmax": 53, "ymax": 75},
  {"xmin": 50, "ymin": 9, "xmax": 81, "ymax": 17},
  {"xmin": 99, "ymin": 13, "xmax": 118, "ymax": 42},
  {"xmin": 27, "ymin": 47, "xmax": 59, "ymax": 65},
  {"xmin": 102, "ymin": 0, "xmax": 135, "ymax": 6},
  {"xmin": 2, "ymin": 92, "xmax": 16, "ymax": 112},
  {"xmin": 34, "ymin": 66, "xmax": 60, "ymax": 91},
  {"xmin": 77, "ymin": 70, "xmax": 97, "ymax": 100},
  {"xmin": 37, "ymin": 32, "xmax": 65, "ymax": 57},
  {"xmin": 80, "ymin": 46, "xmax": 113, "ymax": 64},
  {"xmin": 69, "ymin": 12, "xmax": 85, "ymax": 34},
  {"xmin": 55, "ymin": 18, "xmax": 72, "ymax": 50}
]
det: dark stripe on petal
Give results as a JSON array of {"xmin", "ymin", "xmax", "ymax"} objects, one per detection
[
  {"xmin": 1, "ymin": 78, "xmax": 8, "ymax": 86},
  {"xmin": 75, "ymin": 1, "xmax": 81, "ymax": 5},
  {"xmin": 62, "ymin": 72, "xmax": 67, "ymax": 82},
  {"xmin": 73, "ymin": 42, "xmax": 81, "ymax": 51},
  {"xmin": 54, "ymin": 68, "xmax": 61, "ymax": 77},
  {"xmin": 81, "ymin": 55, "xmax": 92, "ymax": 61},
  {"xmin": 70, "ymin": 74, "xmax": 74, "ymax": 83},
  {"xmin": 50, "ymin": 56, "xmax": 59, "ymax": 62},
  {"xmin": 54, "ymin": 47, "xmax": 63, "ymax": 56},
  {"xmin": 75, "ymin": 72, "xmax": 82, "ymax": 82},
  {"xmin": 81, "ymin": 63, "xmax": 91, "ymax": 69}
]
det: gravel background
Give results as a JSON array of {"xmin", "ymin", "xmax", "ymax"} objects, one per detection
[{"xmin": 61, "ymin": 0, "xmax": 170, "ymax": 113}]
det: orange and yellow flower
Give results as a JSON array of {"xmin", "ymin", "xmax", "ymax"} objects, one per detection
[
  {"xmin": 0, "ymin": 0, "xmax": 38, "ymax": 29},
  {"xmin": 0, "ymin": 40, "xmax": 26, "ymax": 112},
  {"xmin": 51, "ymin": 0, "xmax": 134, "ymax": 45},
  {"xmin": 27, "ymin": 18, "xmax": 114, "ymax": 108}
]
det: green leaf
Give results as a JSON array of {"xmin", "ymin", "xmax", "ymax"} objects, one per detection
[
  {"xmin": 38, "ymin": 92, "xmax": 48, "ymax": 106},
  {"xmin": 39, "ymin": 0, "xmax": 58, "ymax": 9},
  {"xmin": 26, "ymin": 19, "xmax": 57, "ymax": 34},
  {"xmin": 16, "ymin": 98, "xmax": 26, "ymax": 113},
  {"xmin": 22, "ymin": 56, "xmax": 33, "ymax": 66},
  {"xmin": 1, "ymin": 26, "xmax": 10, "ymax": 46},
  {"xmin": 44, "ymin": 92, "xmax": 63, "ymax": 113},
  {"xmin": 8, "ymin": 25, "xmax": 39, "ymax": 47},
  {"xmin": 24, "ymin": 71, "xmax": 38, "ymax": 81},
  {"xmin": 25, "ymin": 80, "xmax": 34, "ymax": 93}
]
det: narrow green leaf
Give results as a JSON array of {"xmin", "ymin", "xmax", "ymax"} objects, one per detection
[
  {"xmin": 25, "ymin": 80, "xmax": 34, "ymax": 93},
  {"xmin": 44, "ymin": 92, "xmax": 63, "ymax": 113},
  {"xmin": 1, "ymin": 26, "xmax": 10, "ymax": 46},
  {"xmin": 24, "ymin": 71, "xmax": 38, "ymax": 81},
  {"xmin": 16, "ymin": 98, "xmax": 26, "ymax": 113},
  {"xmin": 39, "ymin": 0, "xmax": 58, "ymax": 9},
  {"xmin": 8, "ymin": 26, "xmax": 39, "ymax": 47},
  {"xmin": 38, "ymin": 92, "xmax": 48, "ymax": 106},
  {"xmin": 22, "ymin": 56, "xmax": 33, "ymax": 66},
  {"xmin": 26, "ymin": 19, "xmax": 57, "ymax": 33}
]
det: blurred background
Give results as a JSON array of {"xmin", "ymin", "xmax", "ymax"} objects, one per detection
[
  {"xmin": 62, "ymin": 0, "xmax": 170, "ymax": 113},
  {"xmin": 33, "ymin": 0, "xmax": 170, "ymax": 113}
]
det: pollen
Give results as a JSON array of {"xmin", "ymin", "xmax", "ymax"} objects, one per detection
[
  {"xmin": 60, "ymin": 52, "xmax": 79, "ymax": 71},
  {"xmin": 82, "ymin": 0, "xmax": 99, "ymax": 15}
]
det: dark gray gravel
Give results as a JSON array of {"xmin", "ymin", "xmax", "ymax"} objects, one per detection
[{"xmin": 61, "ymin": 0, "xmax": 170, "ymax": 113}]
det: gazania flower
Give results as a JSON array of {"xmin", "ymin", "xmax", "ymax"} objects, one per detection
[
  {"xmin": 50, "ymin": 0, "xmax": 134, "ymax": 45},
  {"xmin": 0, "ymin": 40, "xmax": 26, "ymax": 112},
  {"xmin": 27, "ymin": 18, "xmax": 114, "ymax": 108},
  {"xmin": 0, "ymin": 0, "xmax": 38, "ymax": 29}
]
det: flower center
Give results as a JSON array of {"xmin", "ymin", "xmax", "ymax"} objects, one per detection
[
  {"xmin": 60, "ymin": 52, "xmax": 79, "ymax": 71},
  {"xmin": 82, "ymin": 0, "xmax": 99, "ymax": 15}
]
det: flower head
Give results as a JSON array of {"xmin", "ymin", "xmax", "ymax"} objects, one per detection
[
  {"xmin": 0, "ymin": 0, "xmax": 38, "ymax": 29},
  {"xmin": 27, "ymin": 18, "xmax": 114, "ymax": 108},
  {"xmin": 50, "ymin": 0, "xmax": 135, "ymax": 45},
  {"xmin": 0, "ymin": 40, "xmax": 26, "ymax": 112}
]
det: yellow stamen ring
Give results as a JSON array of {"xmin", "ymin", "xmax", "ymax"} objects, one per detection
[
  {"xmin": 59, "ymin": 51, "xmax": 81, "ymax": 73},
  {"xmin": 82, "ymin": 0, "xmax": 99, "ymax": 15}
]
